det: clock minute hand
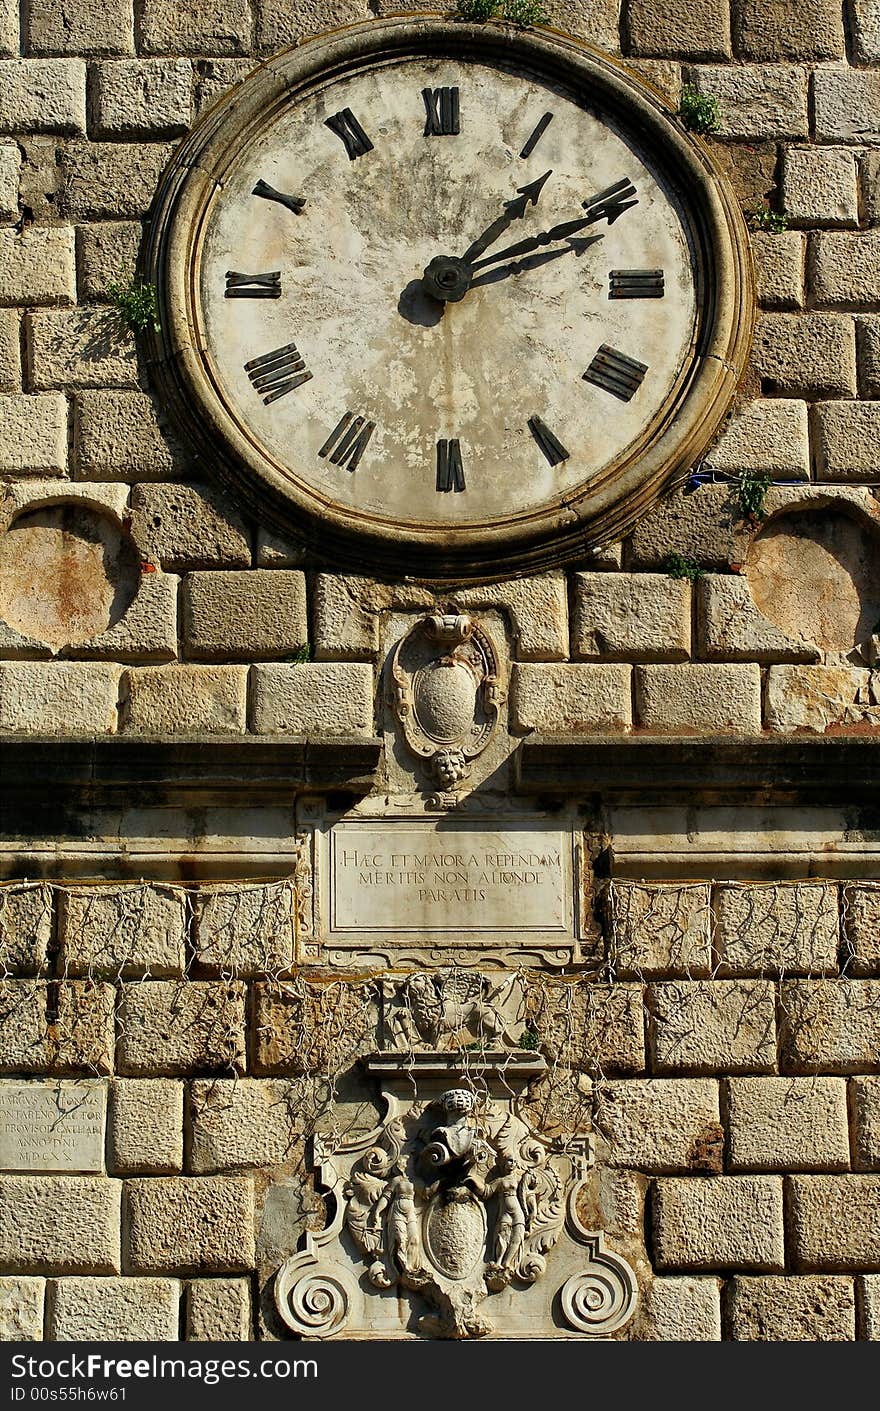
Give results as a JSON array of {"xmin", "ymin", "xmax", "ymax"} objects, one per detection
[
  {"xmin": 469, "ymin": 216, "xmax": 600, "ymax": 270},
  {"xmin": 460, "ymin": 169, "xmax": 552, "ymax": 265}
]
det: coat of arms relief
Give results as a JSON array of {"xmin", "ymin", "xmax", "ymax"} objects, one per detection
[{"xmin": 274, "ymin": 974, "xmax": 638, "ymax": 1341}]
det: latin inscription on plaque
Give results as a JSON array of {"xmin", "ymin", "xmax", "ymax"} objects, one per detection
[
  {"xmin": 0, "ymin": 1082, "xmax": 106, "ymax": 1173},
  {"xmin": 330, "ymin": 821, "xmax": 571, "ymax": 934}
]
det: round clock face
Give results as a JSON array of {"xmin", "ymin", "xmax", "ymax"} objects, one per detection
[{"xmin": 148, "ymin": 20, "xmax": 753, "ymax": 578}]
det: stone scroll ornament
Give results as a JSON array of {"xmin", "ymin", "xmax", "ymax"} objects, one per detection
[
  {"xmin": 274, "ymin": 1051, "xmax": 637, "ymax": 1340},
  {"xmin": 389, "ymin": 612, "xmax": 504, "ymax": 793}
]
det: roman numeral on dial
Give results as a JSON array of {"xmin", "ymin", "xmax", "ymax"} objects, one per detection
[
  {"xmin": 609, "ymin": 268, "xmax": 665, "ymax": 298},
  {"xmin": 319, "ymin": 412, "xmax": 375, "ymax": 471},
  {"xmin": 244, "ymin": 343, "xmax": 312, "ymax": 403},
  {"xmin": 422, "ymin": 87, "xmax": 460, "ymax": 136},
  {"xmin": 436, "ymin": 438, "xmax": 465, "ymax": 492},
  {"xmin": 225, "ymin": 270, "xmax": 282, "ymax": 299},
  {"xmin": 528, "ymin": 415, "xmax": 569, "ymax": 466},
  {"xmin": 252, "ymin": 180, "xmax": 306, "ymax": 214},
  {"xmin": 520, "ymin": 111, "xmax": 553, "ymax": 158},
  {"xmin": 325, "ymin": 108, "xmax": 374, "ymax": 160},
  {"xmin": 583, "ymin": 345, "xmax": 648, "ymax": 402},
  {"xmin": 582, "ymin": 177, "xmax": 638, "ymax": 225}
]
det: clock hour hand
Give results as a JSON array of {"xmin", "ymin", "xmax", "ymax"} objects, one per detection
[{"xmin": 459, "ymin": 169, "xmax": 552, "ymax": 265}]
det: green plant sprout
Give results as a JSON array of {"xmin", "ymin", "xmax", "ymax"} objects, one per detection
[
  {"xmin": 456, "ymin": 0, "xmax": 499, "ymax": 19},
  {"xmin": 502, "ymin": 0, "xmax": 546, "ymax": 25},
  {"xmin": 748, "ymin": 206, "xmax": 788, "ymax": 234},
  {"xmin": 678, "ymin": 86, "xmax": 721, "ymax": 135},
  {"xmin": 735, "ymin": 468, "xmax": 772, "ymax": 522},
  {"xmin": 663, "ymin": 552, "xmax": 704, "ymax": 582},
  {"xmin": 288, "ymin": 644, "xmax": 311, "ymax": 663},
  {"xmin": 106, "ymin": 277, "xmax": 160, "ymax": 335}
]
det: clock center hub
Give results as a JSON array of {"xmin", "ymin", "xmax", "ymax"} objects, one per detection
[{"xmin": 421, "ymin": 254, "xmax": 472, "ymax": 304}]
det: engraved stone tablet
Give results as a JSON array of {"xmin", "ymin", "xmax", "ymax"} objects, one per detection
[
  {"xmin": 319, "ymin": 816, "xmax": 580, "ymax": 966},
  {"xmin": 0, "ymin": 1081, "xmax": 106, "ymax": 1173}
]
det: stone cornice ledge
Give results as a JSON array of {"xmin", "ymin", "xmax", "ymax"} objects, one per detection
[
  {"xmin": 516, "ymin": 734, "xmax": 880, "ymax": 806},
  {"xmin": 0, "ymin": 735, "xmax": 382, "ymax": 813}
]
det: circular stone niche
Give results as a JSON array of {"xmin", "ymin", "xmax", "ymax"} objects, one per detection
[
  {"xmin": 746, "ymin": 508, "xmax": 880, "ymax": 653},
  {"xmin": 0, "ymin": 501, "xmax": 140, "ymax": 651}
]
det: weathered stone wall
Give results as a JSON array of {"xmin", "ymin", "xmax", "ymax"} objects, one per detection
[{"xmin": 1, "ymin": 0, "xmax": 880, "ymax": 1344}]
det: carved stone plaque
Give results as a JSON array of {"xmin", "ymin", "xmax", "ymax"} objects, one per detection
[
  {"xmin": 313, "ymin": 814, "xmax": 582, "ymax": 968},
  {"xmin": 0, "ymin": 1082, "xmax": 105, "ymax": 1173}
]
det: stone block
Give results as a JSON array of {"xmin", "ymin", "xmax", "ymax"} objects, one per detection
[
  {"xmin": 0, "ymin": 1276, "xmax": 44, "ymax": 1340},
  {"xmin": 18, "ymin": 137, "xmax": 64, "ymax": 222},
  {"xmin": 130, "ymin": 483, "xmax": 250, "ymax": 571},
  {"xmin": 852, "ymin": 1078, "xmax": 880, "ymax": 1169},
  {"xmin": 123, "ymin": 665, "xmax": 248, "ymax": 735},
  {"xmin": 607, "ymin": 882, "xmax": 712, "ymax": 978},
  {"xmin": 66, "ymin": 570, "xmax": 178, "ymax": 663},
  {"xmin": 529, "ymin": 0, "xmax": 620, "ymax": 48},
  {"xmin": 91, "ymin": 59, "xmax": 193, "ymax": 138},
  {"xmin": 634, "ymin": 1276, "xmax": 721, "ymax": 1340},
  {"xmin": 715, "ymin": 883, "xmax": 840, "ymax": 976},
  {"xmin": 0, "ymin": 662, "xmax": 120, "ymax": 735},
  {"xmin": 781, "ymin": 979, "xmax": 880, "ymax": 1073},
  {"xmin": 75, "ymin": 223, "xmax": 142, "ymax": 303},
  {"xmin": 811, "ymin": 231, "xmax": 880, "ymax": 308},
  {"xmin": 628, "ymin": 484, "xmax": 751, "ymax": 568},
  {"xmin": 251, "ymin": 662, "xmax": 375, "ymax": 736},
  {"xmin": 26, "ymin": 308, "xmax": 139, "ymax": 391},
  {"xmin": 510, "ymin": 663, "xmax": 632, "ymax": 732},
  {"xmin": 457, "ymin": 574, "xmax": 569, "ymax": 661},
  {"xmin": 0, "ymin": 227, "xmax": 75, "ymax": 307},
  {"xmin": 0, "ymin": 61, "xmax": 86, "ymax": 136},
  {"xmin": 193, "ymin": 879, "xmax": 296, "ymax": 977},
  {"xmin": 624, "ymin": 60, "xmax": 682, "ymax": 105},
  {"xmin": 190, "ymin": 1079, "xmax": 302, "ymax": 1172},
  {"xmin": 751, "ymin": 313, "xmax": 856, "ymax": 398},
  {"xmin": 59, "ymin": 142, "xmax": 174, "ymax": 220},
  {"xmin": 789, "ymin": 1176, "xmax": 880, "ymax": 1269},
  {"xmin": 0, "ymin": 981, "xmax": 115, "ymax": 1075},
  {"xmin": 312, "ymin": 574, "xmax": 380, "ymax": 658},
  {"xmin": 751, "ymin": 231, "xmax": 804, "ymax": 309},
  {"xmin": 186, "ymin": 1278, "xmax": 251, "ymax": 1339},
  {"xmin": 532, "ymin": 984, "xmax": 645, "ymax": 1074},
  {"xmin": 194, "ymin": 59, "xmax": 255, "ymax": 116},
  {"xmin": 652, "ymin": 1176, "xmax": 785, "ymax": 1270},
  {"xmin": 50, "ymin": 1276, "xmax": 179, "ymax": 1339},
  {"xmin": 256, "ymin": 0, "xmax": 366, "ymax": 51},
  {"xmin": 571, "ymin": 573, "xmax": 690, "ymax": 662},
  {"xmin": 727, "ymin": 1076, "xmax": 849, "ymax": 1172},
  {"xmin": 732, "ymin": 0, "xmax": 844, "ymax": 58},
  {"xmin": 26, "ymin": 0, "xmax": 134, "ymax": 54},
  {"xmin": 0, "ymin": 395, "xmax": 67, "ymax": 476},
  {"xmin": 183, "ymin": 570, "xmax": 308, "ymax": 660},
  {"xmin": 593, "ymin": 1078, "xmax": 720, "ymax": 1173},
  {"xmin": 859, "ymin": 316, "xmax": 880, "ymax": 397},
  {"xmin": 0, "ymin": 1176, "xmax": 120, "ymax": 1273},
  {"xmin": 814, "ymin": 402, "xmax": 880, "ymax": 482},
  {"xmin": 140, "ymin": 0, "xmax": 254, "ymax": 54},
  {"xmin": 252, "ymin": 981, "xmax": 377, "ymax": 1077},
  {"xmin": 0, "ymin": 885, "xmax": 52, "ymax": 975},
  {"xmin": 728, "ymin": 1275, "xmax": 854, "ymax": 1339},
  {"xmin": 782, "ymin": 149, "xmax": 858, "ymax": 228},
  {"xmin": 635, "ymin": 663, "xmax": 762, "ymax": 734},
  {"xmin": 624, "ymin": 0, "xmax": 730, "ymax": 57},
  {"xmin": 650, "ymin": 979, "xmax": 777, "ymax": 1074},
  {"xmin": 864, "ymin": 153, "xmax": 880, "ymax": 228},
  {"xmin": 117, "ymin": 981, "xmax": 246, "ymax": 1076},
  {"xmin": 58, "ymin": 884, "xmax": 187, "ymax": 977},
  {"xmin": 813, "ymin": 67, "xmax": 880, "ymax": 143},
  {"xmin": 75, "ymin": 389, "xmax": 184, "ymax": 481},
  {"xmin": 704, "ymin": 398, "xmax": 809, "ymax": 479},
  {"xmin": 697, "ymin": 575, "xmax": 820, "ymax": 664},
  {"xmin": 126, "ymin": 1177, "xmax": 255, "ymax": 1273},
  {"xmin": 851, "ymin": 0, "xmax": 879, "ymax": 57},
  {"xmin": 109, "ymin": 1079, "xmax": 183, "ymax": 1174},
  {"xmin": 0, "ymin": 0, "xmax": 15, "ymax": 54},
  {"xmin": 860, "ymin": 1274, "xmax": 880, "ymax": 1337},
  {"xmin": 764, "ymin": 665, "xmax": 873, "ymax": 733},
  {"xmin": 843, "ymin": 885, "xmax": 880, "ymax": 975},
  {"xmin": 686, "ymin": 65, "xmax": 808, "ymax": 139},
  {"xmin": 255, "ymin": 524, "xmax": 308, "ymax": 569},
  {"xmin": 0, "ymin": 310, "xmax": 20, "ymax": 391}
]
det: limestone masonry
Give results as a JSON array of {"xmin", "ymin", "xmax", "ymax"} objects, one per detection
[{"xmin": 0, "ymin": 0, "xmax": 879, "ymax": 1344}]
